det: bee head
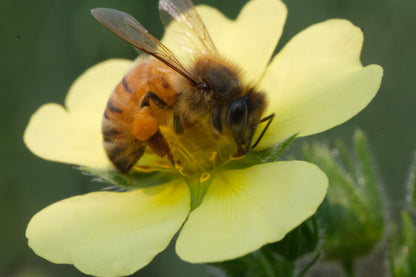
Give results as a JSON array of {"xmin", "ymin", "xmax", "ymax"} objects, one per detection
[
  {"xmin": 192, "ymin": 57, "xmax": 268, "ymax": 157},
  {"xmin": 212, "ymin": 89, "xmax": 266, "ymax": 157}
]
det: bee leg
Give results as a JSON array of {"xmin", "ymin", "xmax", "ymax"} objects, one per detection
[
  {"xmin": 147, "ymin": 130, "xmax": 174, "ymax": 164},
  {"xmin": 140, "ymin": 91, "xmax": 170, "ymax": 109},
  {"xmin": 251, "ymin": 113, "xmax": 275, "ymax": 149},
  {"xmin": 141, "ymin": 91, "xmax": 185, "ymax": 135}
]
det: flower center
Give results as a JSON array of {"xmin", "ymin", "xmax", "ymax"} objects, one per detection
[{"xmin": 159, "ymin": 119, "xmax": 237, "ymax": 176}]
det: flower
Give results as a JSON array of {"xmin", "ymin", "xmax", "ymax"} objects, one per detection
[{"xmin": 24, "ymin": 0, "xmax": 383, "ymax": 276}]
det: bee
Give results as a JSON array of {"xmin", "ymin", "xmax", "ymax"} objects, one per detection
[{"xmin": 92, "ymin": 0, "xmax": 274, "ymax": 174}]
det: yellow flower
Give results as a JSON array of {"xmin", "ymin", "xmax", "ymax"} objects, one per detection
[{"xmin": 24, "ymin": 0, "xmax": 382, "ymax": 276}]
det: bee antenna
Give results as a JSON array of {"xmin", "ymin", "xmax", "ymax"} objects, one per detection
[{"xmin": 251, "ymin": 113, "xmax": 275, "ymax": 149}]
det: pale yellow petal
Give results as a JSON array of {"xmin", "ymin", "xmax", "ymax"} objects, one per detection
[
  {"xmin": 162, "ymin": 0, "xmax": 287, "ymax": 83},
  {"xmin": 65, "ymin": 59, "xmax": 132, "ymax": 116},
  {"xmin": 27, "ymin": 181, "xmax": 190, "ymax": 277},
  {"xmin": 24, "ymin": 59, "xmax": 132, "ymax": 167},
  {"xmin": 258, "ymin": 19, "xmax": 383, "ymax": 148},
  {"xmin": 176, "ymin": 161, "xmax": 327, "ymax": 263}
]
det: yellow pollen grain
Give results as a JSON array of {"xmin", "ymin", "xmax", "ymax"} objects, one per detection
[
  {"xmin": 134, "ymin": 165, "xmax": 154, "ymax": 172},
  {"xmin": 200, "ymin": 173, "xmax": 210, "ymax": 183}
]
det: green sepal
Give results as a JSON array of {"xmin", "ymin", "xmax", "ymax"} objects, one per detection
[
  {"xmin": 185, "ymin": 174, "xmax": 214, "ymax": 212},
  {"xmin": 390, "ymin": 211, "xmax": 416, "ymax": 277},
  {"xmin": 79, "ymin": 166, "xmax": 178, "ymax": 190},
  {"xmin": 353, "ymin": 130, "xmax": 383, "ymax": 216},
  {"xmin": 209, "ymin": 246, "xmax": 296, "ymax": 277},
  {"xmin": 224, "ymin": 133, "xmax": 297, "ymax": 170},
  {"xmin": 302, "ymin": 129, "xmax": 385, "ymax": 261},
  {"xmin": 270, "ymin": 216, "xmax": 319, "ymax": 261},
  {"xmin": 390, "ymin": 153, "xmax": 416, "ymax": 276}
]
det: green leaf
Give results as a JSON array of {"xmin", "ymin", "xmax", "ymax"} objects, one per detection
[
  {"xmin": 79, "ymin": 166, "xmax": 179, "ymax": 190},
  {"xmin": 224, "ymin": 134, "xmax": 297, "ymax": 170}
]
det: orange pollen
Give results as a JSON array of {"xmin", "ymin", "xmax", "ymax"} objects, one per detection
[{"xmin": 132, "ymin": 106, "xmax": 159, "ymax": 141}]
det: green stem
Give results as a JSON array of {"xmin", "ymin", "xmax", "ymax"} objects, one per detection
[
  {"xmin": 343, "ymin": 259, "xmax": 355, "ymax": 277},
  {"xmin": 297, "ymin": 251, "xmax": 321, "ymax": 277}
]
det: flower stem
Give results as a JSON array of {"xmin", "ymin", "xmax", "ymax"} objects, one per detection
[
  {"xmin": 297, "ymin": 251, "xmax": 321, "ymax": 277},
  {"xmin": 342, "ymin": 259, "xmax": 355, "ymax": 277}
]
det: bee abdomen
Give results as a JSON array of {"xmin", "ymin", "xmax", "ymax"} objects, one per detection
[
  {"xmin": 103, "ymin": 117, "xmax": 145, "ymax": 174},
  {"xmin": 103, "ymin": 137, "xmax": 145, "ymax": 174},
  {"xmin": 103, "ymin": 128, "xmax": 146, "ymax": 171}
]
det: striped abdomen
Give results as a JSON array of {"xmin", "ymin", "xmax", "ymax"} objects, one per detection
[{"xmin": 102, "ymin": 58, "xmax": 178, "ymax": 173}]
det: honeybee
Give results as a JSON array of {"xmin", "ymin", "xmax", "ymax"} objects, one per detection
[{"xmin": 92, "ymin": 0, "xmax": 274, "ymax": 175}]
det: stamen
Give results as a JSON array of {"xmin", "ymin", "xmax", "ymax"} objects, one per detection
[
  {"xmin": 160, "ymin": 126, "xmax": 205, "ymax": 173},
  {"xmin": 209, "ymin": 151, "xmax": 218, "ymax": 161},
  {"xmin": 199, "ymin": 173, "xmax": 211, "ymax": 183},
  {"xmin": 174, "ymin": 161, "xmax": 184, "ymax": 171},
  {"xmin": 134, "ymin": 165, "xmax": 154, "ymax": 172},
  {"xmin": 154, "ymin": 160, "xmax": 172, "ymax": 169}
]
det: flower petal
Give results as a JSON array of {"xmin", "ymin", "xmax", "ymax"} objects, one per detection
[
  {"xmin": 27, "ymin": 181, "xmax": 190, "ymax": 277},
  {"xmin": 24, "ymin": 59, "xmax": 132, "ymax": 168},
  {"xmin": 176, "ymin": 161, "xmax": 327, "ymax": 263},
  {"xmin": 162, "ymin": 0, "xmax": 287, "ymax": 83},
  {"xmin": 258, "ymin": 19, "xmax": 383, "ymax": 148}
]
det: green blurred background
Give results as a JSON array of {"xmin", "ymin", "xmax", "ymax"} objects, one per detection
[{"xmin": 1, "ymin": 0, "xmax": 415, "ymax": 276}]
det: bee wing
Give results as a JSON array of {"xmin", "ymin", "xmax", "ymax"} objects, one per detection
[
  {"xmin": 158, "ymin": 0, "xmax": 217, "ymax": 55},
  {"xmin": 91, "ymin": 8, "xmax": 197, "ymax": 84}
]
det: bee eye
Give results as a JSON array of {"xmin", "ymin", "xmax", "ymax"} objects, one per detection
[{"xmin": 227, "ymin": 96, "xmax": 248, "ymax": 135}]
